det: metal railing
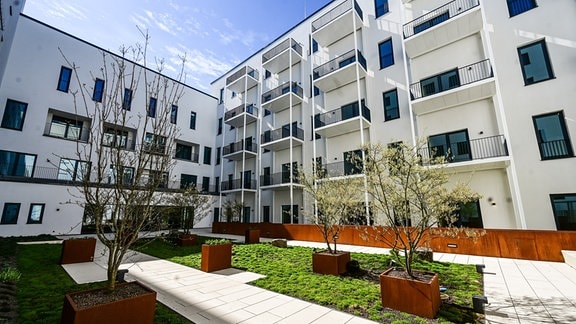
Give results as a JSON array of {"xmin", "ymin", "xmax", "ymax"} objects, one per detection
[
  {"xmin": 262, "ymin": 82, "xmax": 303, "ymax": 104},
  {"xmin": 260, "ymin": 172, "xmax": 301, "ymax": 186},
  {"xmin": 222, "ymin": 139, "xmax": 257, "ymax": 155},
  {"xmin": 410, "ymin": 59, "xmax": 492, "ymax": 100},
  {"xmin": 418, "ymin": 135, "xmax": 508, "ymax": 164},
  {"xmin": 221, "ymin": 179, "xmax": 257, "ymax": 191},
  {"xmin": 312, "ymin": 0, "xmax": 363, "ymax": 32},
  {"xmin": 262, "ymin": 38, "xmax": 303, "ymax": 63},
  {"xmin": 403, "ymin": 0, "xmax": 479, "ymax": 38},
  {"xmin": 318, "ymin": 161, "xmax": 363, "ymax": 177},
  {"xmin": 314, "ymin": 100, "xmax": 371, "ymax": 128},
  {"xmin": 103, "ymin": 138, "xmax": 137, "ymax": 151},
  {"xmin": 539, "ymin": 140, "xmax": 572, "ymax": 159},
  {"xmin": 261, "ymin": 124, "xmax": 304, "ymax": 144},
  {"xmin": 224, "ymin": 103, "xmax": 258, "ymax": 121},
  {"xmin": 313, "ymin": 49, "xmax": 366, "ymax": 80},
  {"xmin": 226, "ymin": 66, "xmax": 259, "ymax": 86}
]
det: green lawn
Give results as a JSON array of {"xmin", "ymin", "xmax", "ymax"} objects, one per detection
[{"xmin": 136, "ymin": 238, "xmax": 483, "ymax": 323}]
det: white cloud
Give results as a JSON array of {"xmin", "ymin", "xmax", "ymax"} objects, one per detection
[
  {"xmin": 44, "ymin": 1, "xmax": 88, "ymax": 21},
  {"xmin": 164, "ymin": 45, "xmax": 232, "ymax": 79}
]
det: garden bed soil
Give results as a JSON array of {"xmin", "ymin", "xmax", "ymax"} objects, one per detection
[{"xmin": 0, "ymin": 256, "xmax": 18, "ymax": 323}]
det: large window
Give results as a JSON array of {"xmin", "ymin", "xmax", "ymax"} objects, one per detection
[
  {"xmin": 378, "ymin": 39, "xmax": 394, "ymax": 69},
  {"xmin": 93, "ymin": 79, "xmax": 105, "ymax": 102},
  {"xmin": 451, "ymin": 201, "xmax": 483, "ymax": 228},
  {"xmin": 507, "ymin": 0, "xmax": 537, "ymax": 17},
  {"xmin": 57, "ymin": 66, "xmax": 72, "ymax": 92},
  {"xmin": 428, "ymin": 130, "xmax": 471, "ymax": 162},
  {"xmin": 27, "ymin": 203, "xmax": 45, "ymax": 224},
  {"xmin": 383, "ymin": 89, "xmax": 399, "ymax": 121},
  {"xmin": 203, "ymin": 146, "xmax": 212, "ymax": 165},
  {"xmin": 1, "ymin": 203, "xmax": 20, "ymax": 225},
  {"xmin": 551, "ymin": 194, "xmax": 576, "ymax": 230},
  {"xmin": 420, "ymin": 69, "xmax": 460, "ymax": 97},
  {"xmin": 518, "ymin": 39, "xmax": 554, "ymax": 85},
  {"xmin": 175, "ymin": 142, "xmax": 198, "ymax": 162},
  {"xmin": 148, "ymin": 97, "xmax": 157, "ymax": 118},
  {"xmin": 1, "ymin": 99, "xmax": 27, "ymax": 131},
  {"xmin": 122, "ymin": 88, "xmax": 132, "ymax": 110},
  {"xmin": 282, "ymin": 205, "xmax": 299, "ymax": 224},
  {"xmin": 374, "ymin": 0, "xmax": 389, "ymax": 18},
  {"xmin": 180, "ymin": 174, "xmax": 197, "ymax": 189},
  {"xmin": 0, "ymin": 150, "xmax": 36, "ymax": 177},
  {"xmin": 533, "ymin": 111, "xmax": 573, "ymax": 160},
  {"xmin": 148, "ymin": 170, "xmax": 168, "ymax": 188},
  {"xmin": 48, "ymin": 115, "xmax": 83, "ymax": 141},
  {"xmin": 201, "ymin": 176, "xmax": 210, "ymax": 193},
  {"xmin": 216, "ymin": 147, "xmax": 221, "ymax": 165},
  {"xmin": 58, "ymin": 158, "xmax": 90, "ymax": 181},
  {"xmin": 143, "ymin": 133, "xmax": 167, "ymax": 155},
  {"xmin": 108, "ymin": 165, "xmax": 134, "ymax": 185},
  {"xmin": 103, "ymin": 127, "xmax": 128, "ymax": 148},
  {"xmin": 171, "ymin": 105, "xmax": 178, "ymax": 124},
  {"xmin": 190, "ymin": 111, "xmax": 197, "ymax": 129}
]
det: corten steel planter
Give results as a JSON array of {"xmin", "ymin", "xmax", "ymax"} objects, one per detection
[
  {"xmin": 177, "ymin": 234, "xmax": 198, "ymax": 247},
  {"xmin": 201, "ymin": 243, "xmax": 232, "ymax": 272},
  {"xmin": 312, "ymin": 250, "xmax": 351, "ymax": 275},
  {"xmin": 244, "ymin": 229, "xmax": 260, "ymax": 244},
  {"xmin": 380, "ymin": 268, "xmax": 441, "ymax": 319},
  {"xmin": 60, "ymin": 238, "xmax": 97, "ymax": 264},
  {"xmin": 60, "ymin": 281, "xmax": 156, "ymax": 324}
]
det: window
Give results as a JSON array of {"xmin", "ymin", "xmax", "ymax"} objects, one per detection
[
  {"xmin": 375, "ymin": 0, "xmax": 389, "ymax": 18},
  {"xmin": 413, "ymin": 11, "xmax": 450, "ymax": 35},
  {"xmin": 420, "ymin": 69, "xmax": 460, "ymax": 97},
  {"xmin": 1, "ymin": 99, "xmax": 27, "ymax": 131},
  {"xmin": 189, "ymin": 111, "xmax": 197, "ymax": 129},
  {"xmin": 313, "ymin": 86, "xmax": 320, "ymax": 97},
  {"xmin": 58, "ymin": 158, "xmax": 90, "ymax": 181},
  {"xmin": 201, "ymin": 177, "xmax": 210, "ymax": 192},
  {"xmin": 108, "ymin": 165, "xmax": 134, "ymax": 185},
  {"xmin": 169, "ymin": 105, "xmax": 178, "ymax": 124},
  {"xmin": 217, "ymin": 118, "xmax": 222, "ymax": 135},
  {"xmin": 1, "ymin": 203, "xmax": 20, "ymax": 224},
  {"xmin": 57, "ymin": 66, "xmax": 72, "ymax": 92},
  {"xmin": 231, "ymin": 91, "xmax": 236, "ymax": 98},
  {"xmin": 263, "ymin": 206, "xmax": 270, "ymax": 223},
  {"xmin": 428, "ymin": 130, "xmax": 471, "ymax": 163},
  {"xmin": 93, "ymin": 79, "xmax": 105, "ymax": 102},
  {"xmin": 148, "ymin": 97, "xmax": 157, "ymax": 118},
  {"xmin": 378, "ymin": 39, "xmax": 394, "ymax": 69},
  {"xmin": 518, "ymin": 39, "xmax": 554, "ymax": 85},
  {"xmin": 533, "ymin": 111, "xmax": 573, "ymax": 159},
  {"xmin": 344, "ymin": 150, "xmax": 363, "ymax": 175},
  {"xmin": 0, "ymin": 150, "xmax": 36, "ymax": 177},
  {"xmin": 122, "ymin": 88, "xmax": 132, "ymax": 110},
  {"xmin": 282, "ymin": 205, "xmax": 299, "ymax": 224},
  {"xmin": 148, "ymin": 170, "xmax": 168, "ymax": 188},
  {"xmin": 216, "ymin": 147, "xmax": 221, "ymax": 165},
  {"xmin": 507, "ymin": 0, "xmax": 537, "ymax": 17},
  {"xmin": 264, "ymin": 109, "xmax": 271, "ymax": 117},
  {"xmin": 180, "ymin": 174, "xmax": 197, "ymax": 189},
  {"xmin": 446, "ymin": 201, "xmax": 483, "ymax": 228},
  {"xmin": 215, "ymin": 176, "xmax": 220, "ymax": 193},
  {"xmin": 203, "ymin": 146, "xmax": 212, "ymax": 165},
  {"xmin": 103, "ymin": 127, "xmax": 128, "ymax": 148},
  {"xmin": 265, "ymin": 70, "xmax": 271, "ymax": 79},
  {"xmin": 383, "ymin": 89, "xmax": 399, "ymax": 121},
  {"xmin": 175, "ymin": 143, "xmax": 195, "ymax": 161},
  {"xmin": 213, "ymin": 207, "xmax": 220, "ymax": 222},
  {"xmin": 219, "ymin": 88, "xmax": 224, "ymax": 104},
  {"xmin": 143, "ymin": 133, "xmax": 167, "ymax": 154},
  {"xmin": 551, "ymin": 194, "xmax": 576, "ymax": 230},
  {"xmin": 312, "ymin": 39, "xmax": 318, "ymax": 53},
  {"xmin": 27, "ymin": 203, "xmax": 45, "ymax": 224},
  {"xmin": 48, "ymin": 115, "xmax": 83, "ymax": 140}
]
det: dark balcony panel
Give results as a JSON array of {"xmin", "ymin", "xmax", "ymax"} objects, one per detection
[
  {"xmin": 226, "ymin": 66, "xmax": 259, "ymax": 86},
  {"xmin": 262, "ymin": 82, "xmax": 303, "ymax": 104},
  {"xmin": 222, "ymin": 139, "xmax": 257, "ymax": 156},
  {"xmin": 221, "ymin": 179, "xmax": 257, "ymax": 191},
  {"xmin": 261, "ymin": 124, "xmax": 304, "ymax": 144},
  {"xmin": 260, "ymin": 172, "xmax": 300, "ymax": 187},
  {"xmin": 419, "ymin": 135, "xmax": 508, "ymax": 164},
  {"xmin": 314, "ymin": 100, "xmax": 370, "ymax": 129},
  {"xmin": 540, "ymin": 140, "xmax": 572, "ymax": 159},
  {"xmin": 410, "ymin": 59, "xmax": 493, "ymax": 100},
  {"xmin": 312, "ymin": 0, "xmax": 363, "ymax": 32},
  {"xmin": 224, "ymin": 103, "xmax": 258, "ymax": 121},
  {"xmin": 403, "ymin": 0, "xmax": 480, "ymax": 38},
  {"xmin": 313, "ymin": 49, "xmax": 366, "ymax": 80},
  {"xmin": 319, "ymin": 161, "xmax": 363, "ymax": 178},
  {"xmin": 262, "ymin": 38, "xmax": 303, "ymax": 64}
]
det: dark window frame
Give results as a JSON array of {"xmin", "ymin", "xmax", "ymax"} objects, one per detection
[
  {"xmin": 27, "ymin": 203, "xmax": 45, "ymax": 224},
  {"xmin": 532, "ymin": 111, "xmax": 574, "ymax": 160},
  {"xmin": 517, "ymin": 39, "xmax": 554, "ymax": 86},
  {"xmin": 550, "ymin": 194, "xmax": 576, "ymax": 231},
  {"xmin": 148, "ymin": 97, "xmax": 157, "ymax": 118},
  {"xmin": 374, "ymin": 0, "xmax": 389, "ymax": 18},
  {"xmin": 1, "ymin": 99, "xmax": 28, "ymax": 131},
  {"xmin": 170, "ymin": 105, "xmax": 178, "ymax": 124},
  {"xmin": 1, "ymin": 203, "xmax": 20, "ymax": 225},
  {"xmin": 122, "ymin": 88, "xmax": 133, "ymax": 110},
  {"xmin": 203, "ymin": 146, "xmax": 212, "ymax": 165},
  {"xmin": 0, "ymin": 150, "xmax": 37, "ymax": 177},
  {"xmin": 93, "ymin": 79, "xmax": 105, "ymax": 102},
  {"xmin": 383, "ymin": 89, "xmax": 400, "ymax": 121},
  {"xmin": 190, "ymin": 111, "xmax": 197, "ymax": 129},
  {"xmin": 507, "ymin": 0, "xmax": 537, "ymax": 17},
  {"xmin": 378, "ymin": 38, "xmax": 394, "ymax": 69},
  {"xmin": 57, "ymin": 66, "xmax": 72, "ymax": 92}
]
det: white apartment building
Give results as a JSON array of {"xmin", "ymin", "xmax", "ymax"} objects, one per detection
[{"xmin": 212, "ymin": 0, "xmax": 576, "ymax": 231}]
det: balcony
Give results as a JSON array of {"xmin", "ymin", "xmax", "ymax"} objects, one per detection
[
  {"xmin": 261, "ymin": 124, "xmax": 304, "ymax": 151},
  {"xmin": 403, "ymin": 0, "xmax": 482, "ymax": 58},
  {"xmin": 313, "ymin": 49, "xmax": 367, "ymax": 92},
  {"xmin": 312, "ymin": 0, "xmax": 363, "ymax": 46},
  {"xmin": 260, "ymin": 172, "xmax": 302, "ymax": 189},
  {"xmin": 226, "ymin": 66, "xmax": 259, "ymax": 93},
  {"xmin": 224, "ymin": 103, "xmax": 258, "ymax": 128},
  {"xmin": 262, "ymin": 38, "xmax": 303, "ymax": 73},
  {"xmin": 314, "ymin": 100, "xmax": 370, "ymax": 137},
  {"xmin": 261, "ymin": 82, "xmax": 303, "ymax": 113},
  {"xmin": 419, "ymin": 134, "xmax": 509, "ymax": 171},
  {"xmin": 410, "ymin": 59, "xmax": 496, "ymax": 115},
  {"xmin": 317, "ymin": 161, "xmax": 363, "ymax": 178},
  {"xmin": 220, "ymin": 178, "xmax": 257, "ymax": 192},
  {"xmin": 222, "ymin": 139, "xmax": 258, "ymax": 161}
]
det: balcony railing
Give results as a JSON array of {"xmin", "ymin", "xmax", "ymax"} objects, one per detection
[
  {"xmin": 313, "ymin": 49, "xmax": 366, "ymax": 80},
  {"xmin": 261, "ymin": 124, "xmax": 304, "ymax": 144},
  {"xmin": 44, "ymin": 121, "xmax": 91, "ymax": 142},
  {"xmin": 226, "ymin": 66, "xmax": 259, "ymax": 86},
  {"xmin": 224, "ymin": 103, "xmax": 258, "ymax": 121},
  {"xmin": 262, "ymin": 82, "xmax": 303, "ymax": 104},
  {"xmin": 221, "ymin": 179, "xmax": 257, "ymax": 191},
  {"xmin": 410, "ymin": 59, "xmax": 492, "ymax": 100},
  {"xmin": 539, "ymin": 139, "xmax": 573, "ymax": 159},
  {"xmin": 312, "ymin": 0, "xmax": 363, "ymax": 32},
  {"xmin": 403, "ymin": 0, "xmax": 479, "ymax": 38},
  {"xmin": 314, "ymin": 100, "xmax": 370, "ymax": 128},
  {"xmin": 262, "ymin": 38, "xmax": 303, "ymax": 64},
  {"xmin": 260, "ymin": 172, "xmax": 300, "ymax": 186},
  {"xmin": 222, "ymin": 139, "xmax": 257, "ymax": 155},
  {"xmin": 317, "ymin": 161, "xmax": 363, "ymax": 177},
  {"xmin": 419, "ymin": 135, "xmax": 508, "ymax": 164}
]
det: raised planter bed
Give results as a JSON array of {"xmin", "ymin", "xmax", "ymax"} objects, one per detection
[
  {"xmin": 60, "ymin": 238, "xmax": 97, "ymax": 264},
  {"xmin": 380, "ymin": 268, "xmax": 441, "ymax": 318},
  {"xmin": 176, "ymin": 233, "xmax": 198, "ymax": 247},
  {"xmin": 201, "ymin": 243, "xmax": 232, "ymax": 272},
  {"xmin": 244, "ymin": 229, "xmax": 260, "ymax": 244},
  {"xmin": 312, "ymin": 250, "xmax": 350, "ymax": 275}
]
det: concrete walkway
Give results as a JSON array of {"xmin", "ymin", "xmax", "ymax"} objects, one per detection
[{"xmin": 57, "ymin": 230, "xmax": 576, "ymax": 323}]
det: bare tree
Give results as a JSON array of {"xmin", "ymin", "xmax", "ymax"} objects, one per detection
[
  {"xmin": 362, "ymin": 142, "xmax": 481, "ymax": 278},
  {"xmin": 222, "ymin": 200, "xmax": 246, "ymax": 223},
  {"xmin": 61, "ymin": 31, "xmax": 187, "ymax": 292},
  {"xmin": 167, "ymin": 187, "xmax": 211, "ymax": 235}
]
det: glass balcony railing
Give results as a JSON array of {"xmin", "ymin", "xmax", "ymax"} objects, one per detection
[
  {"xmin": 314, "ymin": 100, "xmax": 370, "ymax": 128},
  {"xmin": 419, "ymin": 134, "xmax": 508, "ymax": 165},
  {"xmin": 403, "ymin": 0, "xmax": 480, "ymax": 38},
  {"xmin": 261, "ymin": 124, "xmax": 304, "ymax": 144},
  {"xmin": 262, "ymin": 38, "xmax": 303, "ymax": 64},
  {"xmin": 226, "ymin": 66, "xmax": 259, "ymax": 86},
  {"xmin": 313, "ymin": 49, "xmax": 366, "ymax": 80},
  {"xmin": 222, "ymin": 139, "xmax": 257, "ymax": 156},
  {"xmin": 260, "ymin": 171, "xmax": 300, "ymax": 186},
  {"xmin": 221, "ymin": 178, "xmax": 257, "ymax": 191},
  {"xmin": 224, "ymin": 103, "xmax": 258, "ymax": 121},
  {"xmin": 312, "ymin": 0, "xmax": 363, "ymax": 32},
  {"xmin": 262, "ymin": 82, "xmax": 303, "ymax": 104}
]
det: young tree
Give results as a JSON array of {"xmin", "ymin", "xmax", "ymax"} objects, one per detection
[
  {"xmin": 168, "ymin": 187, "xmax": 212, "ymax": 234},
  {"xmin": 62, "ymin": 31, "xmax": 187, "ymax": 292},
  {"xmin": 299, "ymin": 168, "xmax": 364, "ymax": 254},
  {"xmin": 362, "ymin": 142, "xmax": 481, "ymax": 278},
  {"xmin": 222, "ymin": 200, "xmax": 246, "ymax": 223}
]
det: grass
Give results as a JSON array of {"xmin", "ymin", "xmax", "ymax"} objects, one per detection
[
  {"xmin": 0, "ymin": 236, "xmax": 192, "ymax": 324},
  {"xmin": 135, "ymin": 238, "xmax": 483, "ymax": 323}
]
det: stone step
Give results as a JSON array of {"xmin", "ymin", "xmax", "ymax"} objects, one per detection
[{"xmin": 561, "ymin": 250, "xmax": 576, "ymax": 270}]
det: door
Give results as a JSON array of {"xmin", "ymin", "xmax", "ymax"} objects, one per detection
[
  {"xmin": 344, "ymin": 150, "xmax": 363, "ymax": 175},
  {"xmin": 243, "ymin": 206, "xmax": 251, "ymax": 223},
  {"xmin": 263, "ymin": 167, "xmax": 271, "ymax": 186},
  {"xmin": 243, "ymin": 170, "xmax": 252, "ymax": 189}
]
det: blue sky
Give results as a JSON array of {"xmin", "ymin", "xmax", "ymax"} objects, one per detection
[{"xmin": 23, "ymin": 0, "xmax": 332, "ymax": 92}]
